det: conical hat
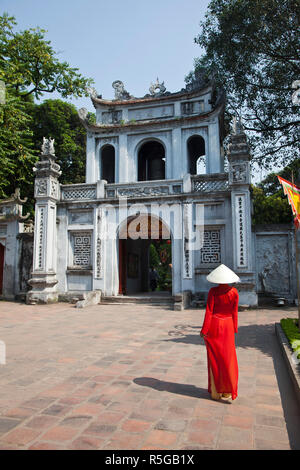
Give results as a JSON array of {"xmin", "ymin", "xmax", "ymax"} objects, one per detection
[{"xmin": 206, "ymin": 264, "xmax": 240, "ymax": 284}]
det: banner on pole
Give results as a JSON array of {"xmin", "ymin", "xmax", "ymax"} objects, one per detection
[{"xmin": 277, "ymin": 175, "xmax": 300, "ymax": 229}]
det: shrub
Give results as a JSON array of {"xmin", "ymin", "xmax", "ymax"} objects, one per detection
[{"xmin": 280, "ymin": 318, "xmax": 300, "ymax": 360}]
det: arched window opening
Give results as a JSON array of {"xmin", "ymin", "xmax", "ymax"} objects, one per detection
[
  {"xmin": 101, "ymin": 145, "xmax": 115, "ymax": 183},
  {"xmin": 138, "ymin": 141, "xmax": 165, "ymax": 181},
  {"xmin": 187, "ymin": 136, "xmax": 206, "ymax": 175}
]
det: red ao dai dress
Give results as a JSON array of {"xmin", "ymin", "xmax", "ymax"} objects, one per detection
[{"xmin": 201, "ymin": 284, "xmax": 239, "ymax": 400}]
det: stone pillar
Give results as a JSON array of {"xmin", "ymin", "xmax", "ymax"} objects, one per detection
[
  {"xmin": 27, "ymin": 138, "xmax": 61, "ymax": 304},
  {"xmin": 228, "ymin": 118, "xmax": 257, "ymax": 306},
  {"xmin": 0, "ymin": 189, "xmax": 30, "ymax": 299}
]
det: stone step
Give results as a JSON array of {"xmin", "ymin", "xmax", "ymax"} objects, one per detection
[{"xmin": 101, "ymin": 295, "xmax": 174, "ymax": 306}]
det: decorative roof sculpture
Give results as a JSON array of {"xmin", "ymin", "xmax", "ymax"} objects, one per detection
[
  {"xmin": 112, "ymin": 80, "xmax": 133, "ymax": 101},
  {"xmin": 149, "ymin": 78, "xmax": 167, "ymax": 97},
  {"xmin": 41, "ymin": 137, "xmax": 55, "ymax": 156}
]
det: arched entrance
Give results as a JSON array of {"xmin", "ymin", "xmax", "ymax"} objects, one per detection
[
  {"xmin": 0, "ymin": 243, "xmax": 4, "ymax": 295},
  {"xmin": 187, "ymin": 135, "xmax": 206, "ymax": 174},
  {"xmin": 138, "ymin": 141, "xmax": 165, "ymax": 181},
  {"xmin": 118, "ymin": 215, "xmax": 172, "ymax": 295}
]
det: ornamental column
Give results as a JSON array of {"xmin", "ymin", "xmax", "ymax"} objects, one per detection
[
  {"xmin": 27, "ymin": 138, "xmax": 61, "ymax": 304},
  {"xmin": 228, "ymin": 118, "xmax": 257, "ymax": 305}
]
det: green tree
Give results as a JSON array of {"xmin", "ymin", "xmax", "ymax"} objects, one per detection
[
  {"xmin": 252, "ymin": 158, "xmax": 300, "ymax": 224},
  {"xmin": 0, "ymin": 13, "xmax": 93, "ymax": 204},
  {"xmin": 0, "ymin": 13, "xmax": 93, "ymax": 99},
  {"xmin": 149, "ymin": 243, "xmax": 160, "ymax": 268},
  {"xmin": 251, "ymin": 186, "xmax": 293, "ymax": 225},
  {"xmin": 0, "ymin": 87, "xmax": 36, "ymax": 201},
  {"xmin": 29, "ymin": 99, "xmax": 90, "ymax": 185},
  {"xmin": 187, "ymin": 0, "xmax": 300, "ymax": 170}
]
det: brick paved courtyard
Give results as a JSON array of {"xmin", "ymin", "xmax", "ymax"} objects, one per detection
[{"xmin": 0, "ymin": 300, "xmax": 299, "ymax": 450}]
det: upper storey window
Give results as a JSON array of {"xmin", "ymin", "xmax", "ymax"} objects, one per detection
[
  {"xmin": 101, "ymin": 145, "xmax": 115, "ymax": 183},
  {"xmin": 187, "ymin": 136, "xmax": 206, "ymax": 175},
  {"xmin": 138, "ymin": 141, "xmax": 165, "ymax": 181}
]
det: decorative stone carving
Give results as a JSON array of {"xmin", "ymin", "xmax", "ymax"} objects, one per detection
[
  {"xmin": 193, "ymin": 177, "xmax": 229, "ymax": 192},
  {"xmin": 100, "ymin": 137, "xmax": 118, "ymax": 145},
  {"xmin": 41, "ymin": 137, "xmax": 55, "ymax": 156},
  {"xmin": 235, "ymin": 195, "xmax": 247, "ymax": 268},
  {"xmin": 200, "ymin": 230, "xmax": 221, "ymax": 264},
  {"xmin": 37, "ymin": 207, "xmax": 45, "ymax": 270},
  {"xmin": 96, "ymin": 208, "xmax": 104, "ymax": 279},
  {"xmin": 50, "ymin": 179, "xmax": 58, "ymax": 199},
  {"xmin": 183, "ymin": 203, "xmax": 192, "ymax": 279},
  {"xmin": 62, "ymin": 185, "xmax": 97, "ymax": 200},
  {"xmin": 116, "ymin": 186, "xmax": 170, "ymax": 198},
  {"xmin": 71, "ymin": 232, "xmax": 92, "ymax": 268},
  {"xmin": 86, "ymin": 86, "xmax": 99, "ymax": 100},
  {"xmin": 78, "ymin": 108, "xmax": 89, "ymax": 123},
  {"xmin": 149, "ymin": 78, "xmax": 167, "ymax": 96},
  {"xmin": 112, "ymin": 80, "xmax": 133, "ymax": 101},
  {"xmin": 230, "ymin": 162, "xmax": 248, "ymax": 184},
  {"xmin": 256, "ymin": 234, "xmax": 290, "ymax": 294},
  {"xmin": 35, "ymin": 179, "xmax": 47, "ymax": 196},
  {"xmin": 0, "ymin": 188, "xmax": 29, "ymax": 222}
]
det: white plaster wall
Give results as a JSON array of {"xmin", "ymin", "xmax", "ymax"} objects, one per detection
[
  {"xmin": 86, "ymin": 134, "xmax": 96, "ymax": 183},
  {"xmin": 208, "ymin": 121, "xmax": 221, "ymax": 173}
]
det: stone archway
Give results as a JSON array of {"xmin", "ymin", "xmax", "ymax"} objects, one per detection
[{"xmin": 118, "ymin": 214, "xmax": 171, "ymax": 295}]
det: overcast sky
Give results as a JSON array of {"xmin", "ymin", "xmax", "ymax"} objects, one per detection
[{"xmin": 0, "ymin": 0, "xmax": 211, "ymax": 112}]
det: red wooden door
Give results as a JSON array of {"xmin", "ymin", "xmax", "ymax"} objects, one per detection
[{"xmin": 0, "ymin": 244, "xmax": 4, "ymax": 295}]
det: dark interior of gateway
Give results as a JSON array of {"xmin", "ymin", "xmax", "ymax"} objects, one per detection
[
  {"xmin": 187, "ymin": 135, "xmax": 205, "ymax": 174},
  {"xmin": 138, "ymin": 141, "xmax": 165, "ymax": 181}
]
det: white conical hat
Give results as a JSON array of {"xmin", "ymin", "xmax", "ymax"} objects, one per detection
[{"xmin": 206, "ymin": 264, "xmax": 240, "ymax": 284}]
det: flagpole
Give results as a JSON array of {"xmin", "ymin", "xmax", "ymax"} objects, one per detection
[{"xmin": 292, "ymin": 171, "xmax": 300, "ymax": 330}]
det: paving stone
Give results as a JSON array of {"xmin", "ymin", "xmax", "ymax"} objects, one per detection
[
  {"xmin": 0, "ymin": 302, "xmax": 299, "ymax": 450},
  {"xmin": 41, "ymin": 425, "xmax": 79, "ymax": 442},
  {"xmin": 0, "ymin": 417, "xmax": 22, "ymax": 434},
  {"xmin": 1, "ymin": 426, "xmax": 40, "ymax": 445}
]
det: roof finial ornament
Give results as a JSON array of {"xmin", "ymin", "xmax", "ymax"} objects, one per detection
[
  {"xmin": 41, "ymin": 137, "xmax": 55, "ymax": 156},
  {"xmin": 112, "ymin": 80, "xmax": 133, "ymax": 101},
  {"xmin": 86, "ymin": 86, "xmax": 99, "ymax": 100},
  {"xmin": 149, "ymin": 78, "xmax": 167, "ymax": 96}
]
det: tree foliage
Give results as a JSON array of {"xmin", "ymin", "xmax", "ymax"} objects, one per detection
[
  {"xmin": 0, "ymin": 13, "xmax": 93, "ymax": 99},
  {"xmin": 187, "ymin": 0, "xmax": 300, "ymax": 170},
  {"xmin": 251, "ymin": 158, "xmax": 300, "ymax": 224},
  {"xmin": 0, "ymin": 88, "xmax": 36, "ymax": 200},
  {"xmin": 29, "ymin": 99, "xmax": 88, "ymax": 185},
  {"xmin": 0, "ymin": 13, "xmax": 93, "ymax": 205}
]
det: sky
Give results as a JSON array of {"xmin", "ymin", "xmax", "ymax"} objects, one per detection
[
  {"xmin": 0, "ymin": 0, "xmax": 211, "ymax": 112},
  {"xmin": 0, "ymin": 0, "xmax": 279, "ymax": 182}
]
